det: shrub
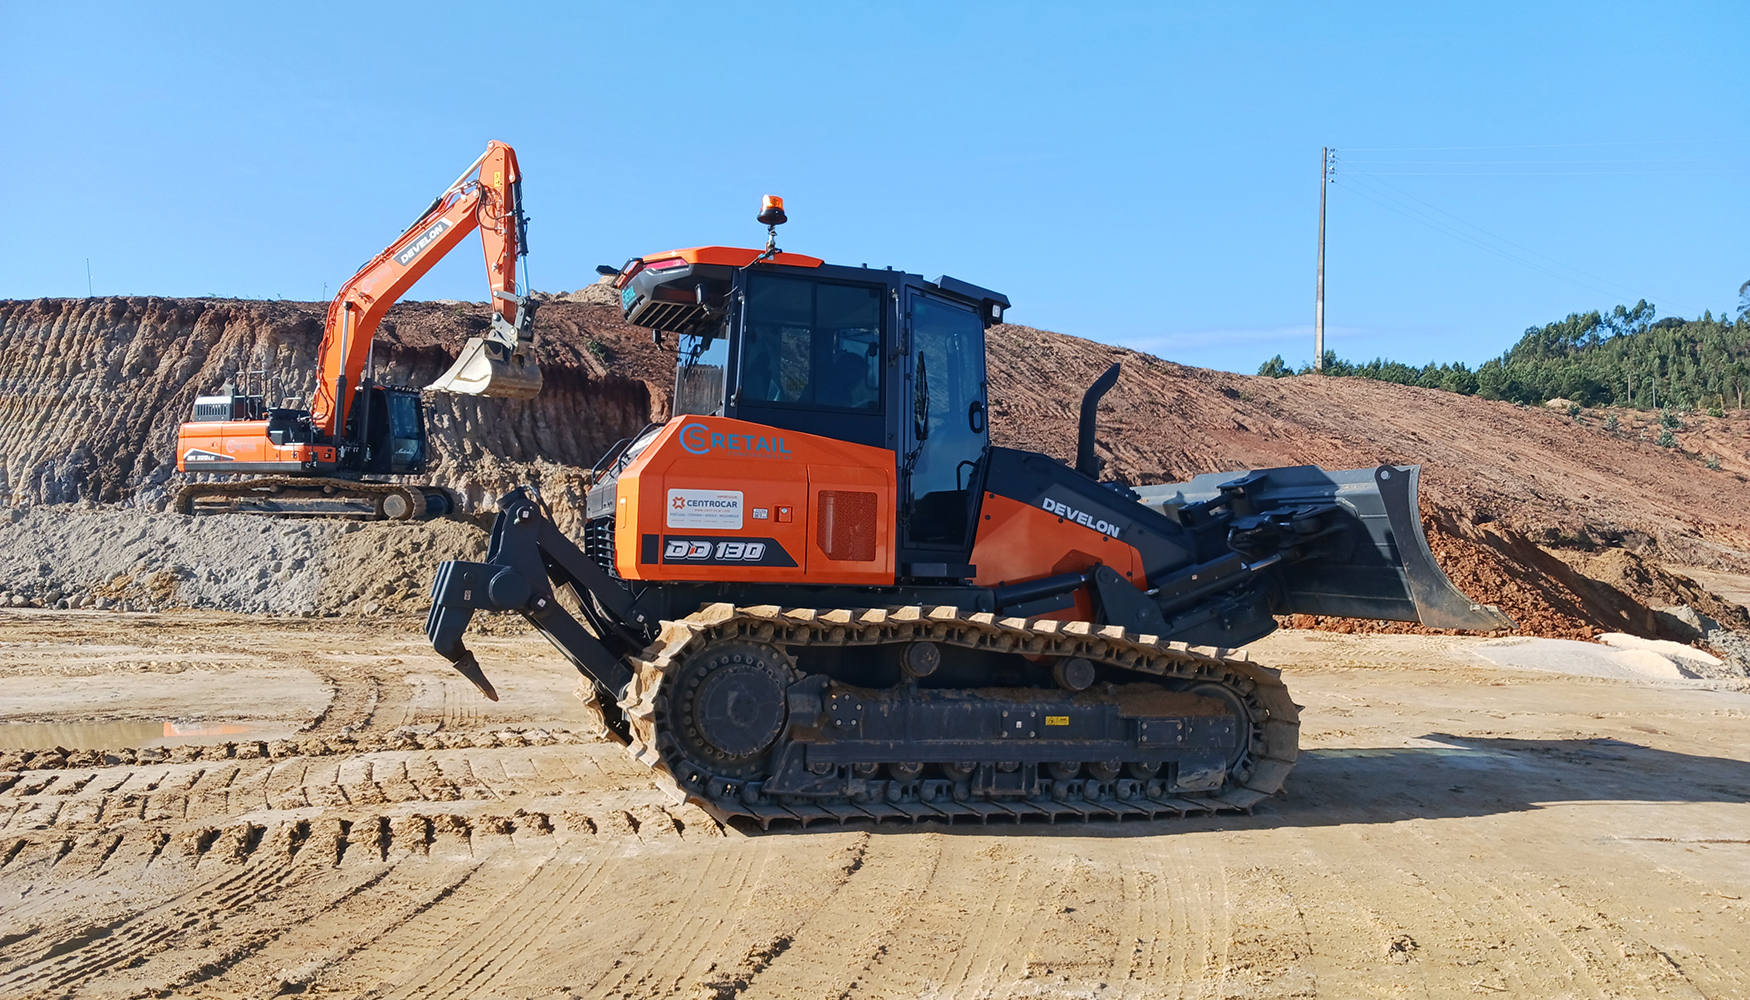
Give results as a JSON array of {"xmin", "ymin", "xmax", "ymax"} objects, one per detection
[
  {"xmin": 1657, "ymin": 427, "xmax": 1677, "ymax": 448},
  {"xmin": 1706, "ymin": 455, "xmax": 1723, "ymax": 470},
  {"xmin": 1257, "ymin": 355, "xmax": 1290, "ymax": 378},
  {"xmin": 1603, "ymin": 412, "xmax": 1619, "ymax": 432}
]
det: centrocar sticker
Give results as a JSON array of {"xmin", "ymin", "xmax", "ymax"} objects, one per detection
[
  {"xmin": 661, "ymin": 536, "xmax": 798, "ymax": 567},
  {"xmin": 679, "ymin": 422, "xmax": 795, "ymax": 458},
  {"xmin": 1039, "ymin": 496, "xmax": 1123, "ymax": 538},
  {"xmin": 666, "ymin": 489, "xmax": 744, "ymax": 529}
]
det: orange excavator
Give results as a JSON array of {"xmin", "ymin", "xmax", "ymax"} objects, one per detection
[{"xmin": 174, "ymin": 141, "xmax": 542, "ymax": 519}]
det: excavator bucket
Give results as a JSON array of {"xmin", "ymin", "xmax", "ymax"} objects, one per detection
[{"xmin": 426, "ymin": 335, "xmax": 543, "ymax": 399}]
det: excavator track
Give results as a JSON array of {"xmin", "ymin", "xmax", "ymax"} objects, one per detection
[
  {"xmin": 617, "ymin": 603, "xmax": 1298, "ymax": 829},
  {"xmin": 173, "ymin": 477, "xmax": 450, "ymax": 520}
]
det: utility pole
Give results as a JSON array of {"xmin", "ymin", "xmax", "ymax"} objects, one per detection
[
  {"xmin": 1315, "ymin": 146, "xmax": 1331, "ymax": 372},
  {"xmin": 86, "ymin": 259, "xmax": 92, "ymax": 298}
]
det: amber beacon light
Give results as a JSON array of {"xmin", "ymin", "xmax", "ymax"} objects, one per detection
[{"xmin": 757, "ymin": 195, "xmax": 787, "ymax": 226}]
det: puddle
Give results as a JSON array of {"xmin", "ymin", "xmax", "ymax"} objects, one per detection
[{"xmin": 0, "ymin": 719, "xmax": 262, "ymax": 751}]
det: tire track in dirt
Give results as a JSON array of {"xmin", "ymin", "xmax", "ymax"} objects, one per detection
[
  {"xmin": 1260, "ymin": 816, "xmax": 1708, "ymax": 998},
  {"xmin": 925, "ymin": 837, "xmax": 1035, "ymax": 991},
  {"xmin": 1112, "ymin": 833, "xmax": 1228, "ymax": 999},
  {"xmin": 581, "ymin": 827, "xmax": 762, "ymax": 1000},
  {"xmin": 210, "ymin": 861, "xmax": 486, "ymax": 996},
  {"xmin": 741, "ymin": 832, "xmax": 945, "ymax": 1000},
  {"xmin": 369, "ymin": 854, "xmax": 615, "ymax": 999},
  {"xmin": 0, "ymin": 847, "xmax": 295, "ymax": 993},
  {"xmin": 1386, "ymin": 819, "xmax": 1718, "ymax": 998}
]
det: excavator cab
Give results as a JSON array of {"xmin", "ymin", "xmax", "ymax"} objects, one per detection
[{"xmin": 341, "ymin": 384, "xmax": 428, "ymax": 476}]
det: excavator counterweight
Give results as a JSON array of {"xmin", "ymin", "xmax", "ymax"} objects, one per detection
[{"xmin": 424, "ymin": 203, "xmax": 1510, "ymax": 827}]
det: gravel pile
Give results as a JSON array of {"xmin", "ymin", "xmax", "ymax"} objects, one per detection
[{"xmin": 0, "ymin": 504, "xmax": 484, "ymax": 615}]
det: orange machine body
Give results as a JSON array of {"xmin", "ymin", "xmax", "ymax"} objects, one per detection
[
  {"xmin": 175, "ymin": 420, "xmax": 335, "ymax": 474},
  {"xmin": 613, "ymin": 246, "xmax": 824, "ymax": 289},
  {"xmin": 611, "ymin": 415, "xmax": 1158, "ymax": 611},
  {"xmin": 612, "ymin": 416, "xmax": 897, "ymax": 586},
  {"xmin": 970, "ymin": 492, "xmax": 1150, "ymax": 620}
]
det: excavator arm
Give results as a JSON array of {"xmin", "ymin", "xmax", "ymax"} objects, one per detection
[{"xmin": 308, "ymin": 140, "xmax": 541, "ymax": 438}]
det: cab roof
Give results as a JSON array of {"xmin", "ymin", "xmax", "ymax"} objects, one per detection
[{"xmin": 614, "ymin": 246, "xmax": 824, "ymax": 288}]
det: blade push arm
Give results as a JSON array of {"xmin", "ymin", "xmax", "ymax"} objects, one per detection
[{"xmin": 308, "ymin": 141, "xmax": 527, "ymax": 436}]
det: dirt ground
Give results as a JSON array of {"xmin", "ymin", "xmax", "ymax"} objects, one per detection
[{"xmin": 2, "ymin": 612, "xmax": 1747, "ymax": 999}]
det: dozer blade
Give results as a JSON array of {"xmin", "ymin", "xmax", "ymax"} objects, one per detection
[
  {"xmin": 1136, "ymin": 463, "xmax": 1513, "ymax": 632},
  {"xmin": 426, "ymin": 336, "xmax": 543, "ymax": 399}
]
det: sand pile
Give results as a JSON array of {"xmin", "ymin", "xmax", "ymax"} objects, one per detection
[{"xmin": 0, "ymin": 505, "xmax": 486, "ymax": 615}]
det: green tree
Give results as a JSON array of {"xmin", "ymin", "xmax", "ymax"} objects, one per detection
[
  {"xmin": 1260, "ymin": 290, "xmax": 1750, "ymax": 411},
  {"xmin": 1257, "ymin": 355, "xmax": 1290, "ymax": 378}
]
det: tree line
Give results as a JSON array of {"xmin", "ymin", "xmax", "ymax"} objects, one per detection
[{"xmin": 1258, "ymin": 283, "xmax": 1750, "ymax": 411}]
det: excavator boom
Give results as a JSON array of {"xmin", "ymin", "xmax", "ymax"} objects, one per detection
[{"xmin": 312, "ymin": 140, "xmax": 541, "ymax": 434}]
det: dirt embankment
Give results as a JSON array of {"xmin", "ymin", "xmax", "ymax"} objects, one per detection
[
  {"xmin": 985, "ymin": 325, "xmax": 1750, "ymax": 645},
  {"xmin": 2, "ymin": 297, "xmax": 1749, "ymax": 648},
  {"xmin": 0, "ymin": 293, "xmax": 670, "ymax": 523}
]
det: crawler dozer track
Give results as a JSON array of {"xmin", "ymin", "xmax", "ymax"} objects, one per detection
[
  {"xmin": 174, "ymin": 477, "xmax": 451, "ymax": 520},
  {"xmin": 620, "ymin": 603, "xmax": 1297, "ymax": 829}
]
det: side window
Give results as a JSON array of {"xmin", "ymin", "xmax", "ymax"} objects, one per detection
[
  {"xmin": 674, "ymin": 333, "xmax": 728, "ymax": 416},
  {"xmin": 742, "ymin": 274, "xmax": 882, "ymax": 411},
  {"xmin": 905, "ymin": 296, "xmax": 988, "ymax": 546}
]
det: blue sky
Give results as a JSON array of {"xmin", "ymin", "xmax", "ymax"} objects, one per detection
[{"xmin": 2, "ymin": 2, "xmax": 1744, "ymax": 374}]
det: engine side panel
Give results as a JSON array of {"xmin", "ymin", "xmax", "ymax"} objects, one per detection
[
  {"xmin": 611, "ymin": 416, "xmax": 897, "ymax": 585},
  {"xmin": 175, "ymin": 421, "xmax": 327, "ymax": 474},
  {"xmin": 979, "ymin": 447, "xmax": 1201, "ymax": 582},
  {"xmin": 970, "ymin": 492, "xmax": 1148, "ymax": 619}
]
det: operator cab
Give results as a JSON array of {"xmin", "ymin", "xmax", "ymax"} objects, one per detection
[{"xmin": 613, "ymin": 221, "xmax": 1009, "ymax": 579}]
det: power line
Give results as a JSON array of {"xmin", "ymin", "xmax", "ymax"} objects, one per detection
[
  {"xmin": 1336, "ymin": 164, "xmax": 1705, "ymax": 316},
  {"xmin": 1345, "ymin": 157, "xmax": 1734, "ymax": 165},
  {"xmin": 1333, "ymin": 177, "xmax": 1632, "ymax": 301},
  {"xmin": 1340, "ymin": 166, "xmax": 1647, "ymax": 299},
  {"xmin": 1341, "ymin": 138, "xmax": 1750, "ymax": 152},
  {"xmin": 1351, "ymin": 169, "xmax": 1733, "ymax": 176}
]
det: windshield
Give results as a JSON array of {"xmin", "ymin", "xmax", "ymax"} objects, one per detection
[{"xmin": 741, "ymin": 274, "xmax": 882, "ymax": 411}]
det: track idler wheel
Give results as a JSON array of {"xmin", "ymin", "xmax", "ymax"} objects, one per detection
[
  {"xmin": 1185, "ymin": 681, "xmax": 1258, "ymax": 777},
  {"xmin": 666, "ymin": 641, "xmax": 795, "ymax": 781}
]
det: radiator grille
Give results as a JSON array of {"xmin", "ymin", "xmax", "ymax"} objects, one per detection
[
  {"xmin": 628, "ymin": 299, "xmax": 709, "ymax": 334},
  {"xmin": 817, "ymin": 491, "xmax": 878, "ymax": 562},
  {"xmin": 583, "ymin": 517, "xmax": 618, "ymax": 577}
]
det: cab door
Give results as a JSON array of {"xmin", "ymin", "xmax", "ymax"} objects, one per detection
[{"xmin": 898, "ymin": 291, "xmax": 989, "ymax": 576}]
